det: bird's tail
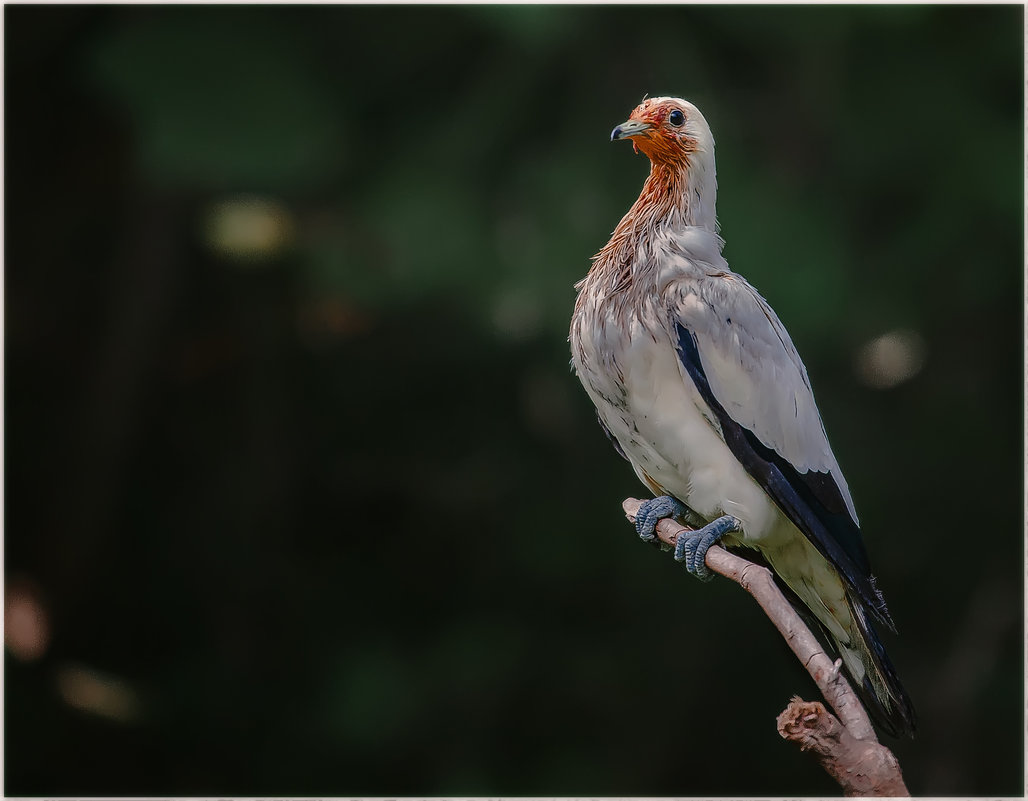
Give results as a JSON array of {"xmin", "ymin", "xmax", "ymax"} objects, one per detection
[
  {"xmin": 766, "ymin": 557, "xmax": 916, "ymax": 738},
  {"xmin": 833, "ymin": 594, "xmax": 917, "ymax": 738}
]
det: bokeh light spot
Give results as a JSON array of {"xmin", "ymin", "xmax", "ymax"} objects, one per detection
[
  {"xmin": 4, "ymin": 578, "xmax": 50, "ymax": 662},
  {"xmin": 854, "ymin": 329, "xmax": 927, "ymax": 390},
  {"xmin": 202, "ymin": 195, "xmax": 294, "ymax": 263},
  {"xmin": 55, "ymin": 664, "xmax": 142, "ymax": 724}
]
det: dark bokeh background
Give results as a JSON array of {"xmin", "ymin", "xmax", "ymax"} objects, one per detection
[{"xmin": 5, "ymin": 4, "xmax": 1023, "ymax": 796}]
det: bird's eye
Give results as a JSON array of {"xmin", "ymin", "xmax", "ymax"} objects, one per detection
[{"xmin": 668, "ymin": 109, "xmax": 685, "ymax": 127}]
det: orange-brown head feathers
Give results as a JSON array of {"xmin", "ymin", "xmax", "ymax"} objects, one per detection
[
  {"xmin": 610, "ymin": 96, "xmax": 711, "ymax": 168},
  {"xmin": 609, "ymin": 96, "xmax": 719, "ymax": 231}
]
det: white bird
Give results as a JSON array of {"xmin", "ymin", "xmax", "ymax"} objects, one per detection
[{"xmin": 570, "ymin": 96, "xmax": 915, "ymax": 737}]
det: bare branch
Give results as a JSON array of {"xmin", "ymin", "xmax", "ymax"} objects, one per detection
[
  {"xmin": 777, "ymin": 698, "xmax": 910, "ymax": 797},
  {"xmin": 622, "ymin": 497, "xmax": 909, "ymax": 797}
]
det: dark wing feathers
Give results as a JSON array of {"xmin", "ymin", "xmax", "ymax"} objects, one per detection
[{"xmin": 675, "ymin": 322, "xmax": 894, "ymax": 631}]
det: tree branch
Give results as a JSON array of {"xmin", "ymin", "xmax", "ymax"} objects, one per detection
[{"xmin": 622, "ymin": 497, "xmax": 909, "ymax": 797}]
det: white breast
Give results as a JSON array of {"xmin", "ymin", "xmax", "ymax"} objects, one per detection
[{"xmin": 573, "ymin": 304, "xmax": 787, "ymax": 547}]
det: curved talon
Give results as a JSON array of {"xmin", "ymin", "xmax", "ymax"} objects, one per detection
[
  {"xmin": 635, "ymin": 495, "xmax": 687, "ymax": 541},
  {"xmin": 673, "ymin": 514, "xmax": 741, "ymax": 581}
]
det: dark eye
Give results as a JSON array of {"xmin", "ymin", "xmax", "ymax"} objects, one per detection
[{"xmin": 668, "ymin": 109, "xmax": 685, "ymax": 127}]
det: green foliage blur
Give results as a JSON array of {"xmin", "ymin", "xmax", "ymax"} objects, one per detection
[{"xmin": 5, "ymin": 4, "xmax": 1022, "ymax": 796}]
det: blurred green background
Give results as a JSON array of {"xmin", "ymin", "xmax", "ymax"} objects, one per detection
[{"xmin": 4, "ymin": 4, "xmax": 1023, "ymax": 796}]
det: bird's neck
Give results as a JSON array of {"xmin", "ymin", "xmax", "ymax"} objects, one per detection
[
  {"xmin": 633, "ymin": 160, "xmax": 716, "ymax": 232},
  {"xmin": 592, "ymin": 159, "xmax": 717, "ymax": 282}
]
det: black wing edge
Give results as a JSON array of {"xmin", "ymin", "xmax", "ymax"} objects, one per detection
[
  {"xmin": 853, "ymin": 602, "xmax": 918, "ymax": 737},
  {"xmin": 674, "ymin": 322, "xmax": 895, "ymax": 632}
]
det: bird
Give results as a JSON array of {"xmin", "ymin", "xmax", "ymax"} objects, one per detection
[{"xmin": 569, "ymin": 96, "xmax": 915, "ymax": 738}]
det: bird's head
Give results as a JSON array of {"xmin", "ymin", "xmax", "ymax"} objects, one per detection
[{"xmin": 610, "ymin": 96, "xmax": 713, "ymax": 169}]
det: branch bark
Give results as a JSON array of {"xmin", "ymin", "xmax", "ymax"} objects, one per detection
[{"xmin": 622, "ymin": 497, "xmax": 909, "ymax": 797}]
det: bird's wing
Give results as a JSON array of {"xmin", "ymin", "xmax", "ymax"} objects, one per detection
[{"xmin": 667, "ymin": 272, "xmax": 893, "ymax": 629}]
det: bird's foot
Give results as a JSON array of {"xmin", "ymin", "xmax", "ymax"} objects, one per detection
[
  {"xmin": 674, "ymin": 514, "xmax": 741, "ymax": 582},
  {"xmin": 635, "ymin": 495, "xmax": 688, "ymax": 542}
]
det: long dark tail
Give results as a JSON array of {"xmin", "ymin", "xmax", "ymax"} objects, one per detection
[
  {"xmin": 845, "ymin": 597, "xmax": 917, "ymax": 738},
  {"xmin": 768, "ymin": 568, "xmax": 916, "ymax": 738}
]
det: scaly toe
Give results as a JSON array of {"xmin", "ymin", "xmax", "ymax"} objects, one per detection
[
  {"xmin": 635, "ymin": 495, "xmax": 686, "ymax": 541},
  {"xmin": 674, "ymin": 531, "xmax": 697, "ymax": 564},
  {"xmin": 675, "ymin": 532, "xmax": 714, "ymax": 581},
  {"xmin": 672, "ymin": 514, "xmax": 741, "ymax": 581}
]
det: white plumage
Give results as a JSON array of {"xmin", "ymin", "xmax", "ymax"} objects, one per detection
[{"xmin": 570, "ymin": 96, "xmax": 914, "ymax": 736}]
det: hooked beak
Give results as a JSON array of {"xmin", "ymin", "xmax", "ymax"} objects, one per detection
[{"xmin": 610, "ymin": 118, "xmax": 652, "ymax": 142}]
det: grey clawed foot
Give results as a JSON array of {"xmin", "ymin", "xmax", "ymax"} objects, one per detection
[
  {"xmin": 673, "ymin": 514, "xmax": 741, "ymax": 581},
  {"xmin": 635, "ymin": 495, "xmax": 687, "ymax": 542}
]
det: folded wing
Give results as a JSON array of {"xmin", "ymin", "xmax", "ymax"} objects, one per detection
[{"xmin": 668, "ymin": 273, "xmax": 894, "ymax": 630}]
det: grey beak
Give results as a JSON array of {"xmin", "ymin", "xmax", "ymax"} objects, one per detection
[{"xmin": 611, "ymin": 119, "xmax": 653, "ymax": 142}]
